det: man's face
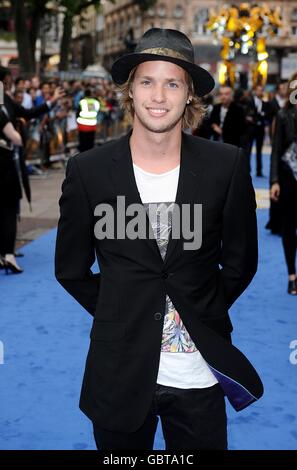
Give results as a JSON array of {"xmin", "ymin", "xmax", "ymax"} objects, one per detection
[
  {"xmin": 15, "ymin": 91, "xmax": 23, "ymax": 105},
  {"xmin": 31, "ymin": 76, "xmax": 40, "ymax": 89},
  {"xmin": 255, "ymin": 86, "xmax": 264, "ymax": 98},
  {"xmin": 219, "ymin": 87, "xmax": 233, "ymax": 106},
  {"xmin": 130, "ymin": 60, "xmax": 190, "ymax": 134},
  {"xmin": 278, "ymin": 82, "xmax": 288, "ymax": 98},
  {"xmin": 16, "ymin": 80, "xmax": 25, "ymax": 91},
  {"xmin": 3, "ymin": 73, "xmax": 12, "ymax": 92},
  {"xmin": 41, "ymin": 84, "xmax": 50, "ymax": 99}
]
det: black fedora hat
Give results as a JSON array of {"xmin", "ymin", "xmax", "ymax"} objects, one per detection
[{"xmin": 111, "ymin": 28, "xmax": 215, "ymax": 97}]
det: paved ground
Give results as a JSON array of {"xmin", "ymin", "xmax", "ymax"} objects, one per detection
[
  {"xmin": 16, "ymin": 129, "xmax": 128, "ymax": 249},
  {"xmin": 17, "ymin": 168, "xmax": 65, "ymax": 249}
]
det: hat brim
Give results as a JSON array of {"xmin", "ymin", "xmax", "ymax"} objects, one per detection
[{"xmin": 111, "ymin": 53, "xmax": 215, "ymax": 97}]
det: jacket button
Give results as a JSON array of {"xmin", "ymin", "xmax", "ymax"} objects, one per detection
[
  {"xmin": 161, "ymin": 272, "xmax": 168, "ymax": 279},
  {"xmin": 154, "ymin": 312, "xmax": 162, "ymax": 320}
]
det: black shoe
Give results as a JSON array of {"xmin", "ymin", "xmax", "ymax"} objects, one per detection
[
  {"xmin": 288, "ymin": 279, "xmax": 297, "ymax": 295},
  {"xmin": 4, "ymin": 259, "xmax": 23, "ymax": 274}
]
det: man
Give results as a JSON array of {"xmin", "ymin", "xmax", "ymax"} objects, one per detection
[
  {"xmin": 14, "ymin": 76, "xmax": 33, "ymax": 109},
  {"xmin": 246, "ymin": 85, "xmax": 270, "ymax": 176},
  {"xmin": 269, "ymin": 80, "xmax": 288, "ymax": 135},
  {"xmin": 209, "ymin": 85, "xmax": 246, "ymax": 147},
  {"xmin": 55, "ymin": 28, "xmax": 263, "ymax": 450},
  {"xmin": 76, "ymin": 88, "xmax": 100, "ymax": 152}
]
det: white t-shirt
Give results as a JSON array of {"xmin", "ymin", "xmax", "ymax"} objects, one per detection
[
  {"xmin": 133, "ymin": 163, "xmax": 218, "ymax": 389},
  {"xmin": 22, "ymin": 92, "xmax": 33, "ymax": 109}
]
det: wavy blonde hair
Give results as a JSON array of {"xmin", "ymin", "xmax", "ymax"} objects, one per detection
[{"xmin": 117, "ymin": 65, "xmax": 206, "ymax": 130}]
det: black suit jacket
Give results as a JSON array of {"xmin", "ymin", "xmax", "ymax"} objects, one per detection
[
  {"xmin": 210, "ymin": 102, "xmax": 246, "ymax": 146},
  {"xmin": 246, "ymin": 97, "xmax": 271, "ymax": 128},
  {"xmin": 55, "ymin": 130, "xmax": 263, "ymax": 432},
  {"xmin": 4, "ymin": 93, "xmax": 49, "ymax": 126}
]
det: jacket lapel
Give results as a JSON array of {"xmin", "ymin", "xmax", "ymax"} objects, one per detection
[
  {"xmin": 163, "ymin": 132, "xmax": 204, "ymax": 265},
  {"xmin": 111, "ymin": 130, "xmax": 205, "ymax": 266}
]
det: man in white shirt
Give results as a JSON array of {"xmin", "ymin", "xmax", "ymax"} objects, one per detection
[
  {"xmin": 246, "ymin": 85, "xmax": 270, "ymax": 176},
  {"xmin": 55, "ymin": 28, "xmax": 263, "ymax": 451},
  {"xmin": 14, "ymin": 77, "xmax": 33, "ymax": 109}
]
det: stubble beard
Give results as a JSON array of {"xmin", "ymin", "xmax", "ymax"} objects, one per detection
[{"xmin": 135, "ymin": 107, "xmax": 185, "ymax": 134}]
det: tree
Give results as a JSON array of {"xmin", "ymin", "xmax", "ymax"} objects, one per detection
[
  {"xmin": 58, "ymin": 0, "xmax": 158, "ymax": 71},
  {"xmin": 11, "ymin": 0, "xmax": 48, "ymax": 74},
  {"xmin": 7, "ymin": 0, "xmax": 158, "ymax": 74},
  {"xmin": 58, "ymin": 0, "xmax": 103, "ymax": 71}
]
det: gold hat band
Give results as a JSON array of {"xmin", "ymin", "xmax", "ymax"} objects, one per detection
[{"xmin": 140, "ymin": 47, "xmax": 190, "ymax": 62}]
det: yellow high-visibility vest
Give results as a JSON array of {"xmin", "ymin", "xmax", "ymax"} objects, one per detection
[{"xmin": 77, "ymin": 98, "xmax": 100, "ymax": 126}]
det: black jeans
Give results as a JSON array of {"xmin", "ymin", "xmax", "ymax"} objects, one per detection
[
  {"xmin": 93, "ymin": 383, "xmax": 227, "ymax": 450},
  {"xmin": 78, "ymin": 131, "xmax": 95, "ymax": 152},
  {"xmin": 247, "ymin": 124, "xmax": 265, "ymax": 174},
  {"xmin": 280, "ymin": 169, "xmax": 297, "ymax": 275}
]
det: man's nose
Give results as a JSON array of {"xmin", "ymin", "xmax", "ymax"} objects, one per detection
[{"xmin": 151, "ymin": 84, "xmax": 166, "ymax": 102}]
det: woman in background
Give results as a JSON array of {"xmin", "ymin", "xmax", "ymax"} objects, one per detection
[
  {"xmin": 270, "ymin": 73, "xmax": 297, "ymax": 295},
  {"xmin": 0, "ymin": 108, "xmax": 24, "ymax": 273}
]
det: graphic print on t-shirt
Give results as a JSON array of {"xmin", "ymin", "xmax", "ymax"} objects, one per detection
[{"xmin": 143, "ymin": 201, "xmax": 198, "ymax": 354}]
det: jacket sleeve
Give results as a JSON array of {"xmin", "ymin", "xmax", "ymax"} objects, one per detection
[
  {"xmin": 15, "ymin": 101, "xmax": 50, "ymax": 121},
  {"xmin": 220, "ymin": 148, "xmax": 258, "ymax": 310},
  {"xmin": 209, "ymin": 105, "xmax": 220, "ymax": 140},
  {"xmin": 270, "ymin": 111, "xmax": 284, "ymax": 185},
  {"xmin": 237, "ymin": 106, "xmax": 247, "ymax": 147},
  {"xmin": 55, "ymin": 156, "xmax": 100, "ymax": 316}
]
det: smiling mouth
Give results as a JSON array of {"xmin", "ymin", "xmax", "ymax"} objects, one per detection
[{"xmin": 146, "ymin": 108, "xmax": 169, "ymax": 117}]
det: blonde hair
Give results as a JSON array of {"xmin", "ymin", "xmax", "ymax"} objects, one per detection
[{"xmin": 117, "ymin": 66, "xmax": 206, "ymax": 130}]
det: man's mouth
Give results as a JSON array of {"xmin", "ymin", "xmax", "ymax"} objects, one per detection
[{"xmin": 146, "ymin": 108, "xmax": 168, "ymax": 117}]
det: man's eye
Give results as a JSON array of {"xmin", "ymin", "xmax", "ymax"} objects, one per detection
[
  {"xmin": 141, "ymin": 80, "xmax": 151, "ymax": 85},
  {"xmin": 168, "ymin": 82, "xmax": 178, "ymax": 88}
]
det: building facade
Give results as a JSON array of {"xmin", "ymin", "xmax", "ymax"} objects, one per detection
[{"xmin": 102, "ymin": 0, "xmax": 297, "ymax": 83}]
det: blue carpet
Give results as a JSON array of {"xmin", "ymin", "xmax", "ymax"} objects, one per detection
[{"xmin": 0, "ymin": 153, "xmax": 296, "ymax": 450}]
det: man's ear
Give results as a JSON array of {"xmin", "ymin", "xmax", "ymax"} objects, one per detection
[{"xmin": 129, "ymin": 89, "xmax": 133, "ymax": 99}]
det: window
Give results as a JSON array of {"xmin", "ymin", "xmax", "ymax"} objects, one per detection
[
  {"xmin": 173, "ymin": 5, "xmax": 183, "ymax": 19},
  {"xmin": 292, "ymin": 8, "xmax": 297, "ymax": 21},
  {"xmin": 106, "ymin": 23, "xmax": 111, "ymax": 45},
  {"xmin": 119, "ymin": 18, "xmax": 124, "ymax": 39},
  {"xmin": 193, "ymin": 8, "xmax": 210, "ymax": 35},
  {"xmin": 113, "ymin": 21, "xmax": 119, "ymax": 44},
  {"xmin": 147, "ymin": 8, "xmax": 155, "ymax": 17},
  {"xmin": 292, "ymin": 25, "xmax": 297, "ymax": 36},
  {"xmin": 158, "ymin": 4, "xmax": 166, "ymax": 18}
]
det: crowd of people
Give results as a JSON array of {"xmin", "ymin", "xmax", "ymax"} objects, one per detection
[
  {"xmin": 0, "ymin": 64, "xmax": 296, "ymax": 296},
  {"xmin": 0, "ymin": 67, "xmax": 127, "ymax": 275},
  {"xmin": 11, "ymin": 74, "xmax": 126, "ymax": 168},
  {"xmin": 193, "ymin": 78, "xmax": 297, "ymax": 294}
]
